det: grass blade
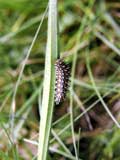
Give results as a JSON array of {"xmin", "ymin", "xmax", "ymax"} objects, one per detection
[
  {"xmin": 85, "ymin": 49, "xmax": 120, "ymax": 128},
  {"xmin": 37, "ymin": 0, "xmax": 58, "ymax": 159},
  {"xmin": 10, "ymin": 6, "xmax": 47, "ymax": 143}
]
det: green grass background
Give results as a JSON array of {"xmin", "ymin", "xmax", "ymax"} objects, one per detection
[{"xmin": 0, "ymin": 0, "xmax": 120, "ymax": 159}]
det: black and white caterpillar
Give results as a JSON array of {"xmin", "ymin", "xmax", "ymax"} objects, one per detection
[{"xmin": 55, "ymin": 59, "xmax": 71, "ymax": 105}]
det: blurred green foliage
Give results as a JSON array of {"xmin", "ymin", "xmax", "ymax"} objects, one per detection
[{"xmin": 0, "ymin": 0, "xmax": 120, "ymax": 159}]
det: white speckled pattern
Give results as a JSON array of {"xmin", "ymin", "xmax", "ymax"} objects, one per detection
[{"xmin": 55, "ymin": 59, "xmax": 70, "ymax": 105}]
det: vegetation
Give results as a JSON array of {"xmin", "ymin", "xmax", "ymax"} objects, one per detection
[{"xmin": 0, "ymin": 0, "xmax": 120, "ymax": 159}]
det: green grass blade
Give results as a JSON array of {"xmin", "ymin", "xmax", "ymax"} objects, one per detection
[
  {"xmin": 10, "ymin": 7, "xmax": 47, "ymax": 143},
  {"xmin": 37, "ymin": 0, "xmax": 58, "ymax": 159},
  {"xmin": 70, "ymin": 51, "xmax": 79, "ymax": 160},
  {"xmin": 51, "ymin": 129, "xmax": 72, "ymax": 156},
  {"xmin": 95, "ymin": 31, "xmax": 120, "ymax": 56},
  {"xmin": 85, "ymin": 49, "xmax": 120, "ymax": 128}
]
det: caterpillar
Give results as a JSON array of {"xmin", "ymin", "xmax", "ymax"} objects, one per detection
[{"xmin": 55, "ymin": 59, "xmax": 71, "ymax": 105}]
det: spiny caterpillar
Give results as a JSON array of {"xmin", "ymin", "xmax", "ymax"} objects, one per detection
[{"xmin": 55, "ymin": 59, "xmax": 70, "ymax": 105}]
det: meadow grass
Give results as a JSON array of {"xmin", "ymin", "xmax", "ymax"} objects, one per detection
[{"xmin": 0, "ymin": 0, "xmax": 120, "ymax": 159}]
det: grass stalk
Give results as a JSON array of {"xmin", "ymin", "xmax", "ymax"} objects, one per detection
[
  {"xmin": 10, "ymin": 6, "xmax": 47, "ymax": 143},
  {"xmin": 85, "ymin": 49, "xmax": 120, "ymax": 128},
  {"xmin": 37, "ymin": 0, "xmax": 58, "ymax": 159}
]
